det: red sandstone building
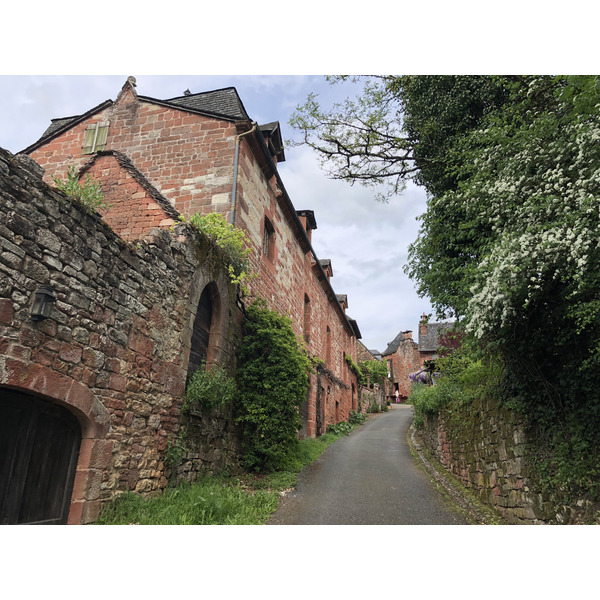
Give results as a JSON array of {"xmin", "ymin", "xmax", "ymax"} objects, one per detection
[
  {"xmin": 24, "ymin": 77, "xmax": 361, "ymax": 439},
  {"xmin": 382, "ymin": 316, "xmax": 455, "ymax": 401},
  {"xmin": 0, "ymin": 78, "xmax": 364, "ymax": 525}
]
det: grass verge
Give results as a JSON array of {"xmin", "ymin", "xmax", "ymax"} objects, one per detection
[{"xmin": 95, "ymin": 430, "xmax": 348, "ymax": 525}]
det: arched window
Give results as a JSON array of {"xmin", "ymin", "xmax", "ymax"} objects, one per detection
[
  {"xmin": 188, "ymin": 283, "xmax": 219, "ymax": 378},
  {"xmin": 303, "ymin": 294, "xmax": 311, "ymax": 344}
]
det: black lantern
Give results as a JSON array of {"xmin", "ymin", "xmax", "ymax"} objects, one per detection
[{"xmin": 30, "ymin": 285, "xmax": 56, "ymax": 322}]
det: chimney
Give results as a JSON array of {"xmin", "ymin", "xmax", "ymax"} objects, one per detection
[
  {"xmin": 419, "ymin": 313, "xmax": 428, "ymax": 336},
  {"xmin": 402, "ymin": 330, "xmax": 413, "ymax": 340}
]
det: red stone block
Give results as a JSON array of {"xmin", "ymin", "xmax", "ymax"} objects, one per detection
[{"xmin": 0, "ymin": 298, "xmax": 14, "ymax": 324}]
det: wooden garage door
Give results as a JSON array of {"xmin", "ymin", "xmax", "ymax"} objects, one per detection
[{"xmin": 0, "ymin": 390, "xmax": 81, "ymax": 525}]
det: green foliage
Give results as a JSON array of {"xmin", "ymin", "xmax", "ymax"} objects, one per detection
[
  {"xmin": 52, "ymin": 165, "xmax": 110, "ymax": 212},
  {"xmin": 409, "ymin": 349, "xmax": 503, "ymax": 427},
  {"xmin": 367, "ymin": 401, "xmax": 381, "ymax": 413},
  {"xmin": 399, "ymin": 75, "xmax": 600, "ymax": 500},
  {"xmin": 326, "ymin": 420, "xmax": 354, "ymax": 435},
  {"xmin": 358, "ymin": 359, "xmax": 388, "ymax": 387},
  {"xmin": 164, "ymin": 433, "xmax": 188, "ymax": 468},
  {"xmin": 95, "ymin": 476, "xmax": 278, "ymax": 525},
  {"xmin": 235, "ymin": 299, "xmax": 311, "ymax": 472},
  {"xmin": 185, "ymin": 212, "xmax": 253, "ymax": 288},
  {"xmin": 183, "ymin": 361, "xmax": 237, "ymax": 413},
  {"xmin": 348, "ymin": 410, "xmax": 366, "ymax": 425},
  {"xmin": 289, "ymin": 75, "xmax": 507, "ymax": 202},
  {"xmin": 344, "ymin": 353, "xmax": 363, "ymax": 382}
]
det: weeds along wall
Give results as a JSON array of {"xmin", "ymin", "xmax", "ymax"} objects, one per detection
[
  {"xmin": 418, "ymin": 394, "xmax": 600, "ymax": 524},
  {"xmin": 0, "ymin": 148, "xmax": 242, "ymax": 524}
]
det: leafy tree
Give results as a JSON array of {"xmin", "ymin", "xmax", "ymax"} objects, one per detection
[
  {"xmin": 289, "ymin": 75, "xmax": 507, "ymax": 201},
  {"xmin": 294, "ymin": 75, "xmax": 600, "ymax": 498},
  {"xmin": 358, "ymin": 359, "xmax": 388, "ymax": 387}
]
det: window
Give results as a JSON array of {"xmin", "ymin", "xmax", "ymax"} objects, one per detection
[
  {"xmin": 263, "ymin": 217, "xmax": 275, "ymax": 259},
  {"xmin": 303, "ymin": 294, "xmax": 311, "ymax": 344},
  {"xmin": 82, "ymin": 121, "xmax": 109, "ymax": 154}
]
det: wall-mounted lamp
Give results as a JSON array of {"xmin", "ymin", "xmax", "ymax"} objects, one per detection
[{"xmin": 30, "ymin": 285, "xmax": 56, "ymax": 322}]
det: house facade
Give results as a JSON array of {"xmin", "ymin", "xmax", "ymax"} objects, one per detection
[
  {"xmin": 24, "ymin": 77, "xmax": 361, "ymax": 439},
  {"xmin": 417, "ymin": 314, "xmax": 455, "ymax": 365},
  {"xmin": 0, "ymin": 78, "xmax": 361, "ymax": 523}
]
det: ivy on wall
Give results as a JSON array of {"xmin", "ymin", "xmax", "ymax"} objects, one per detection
[{"xmin": 235, "ymin": 299, "xmax": 311, "ymax": 472}]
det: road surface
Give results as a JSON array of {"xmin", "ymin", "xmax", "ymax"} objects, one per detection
[{"xmin": 267, "ymin": 404, "xmax": 469, "ymax": 525}]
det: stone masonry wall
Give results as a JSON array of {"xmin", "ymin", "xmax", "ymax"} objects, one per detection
[
  {"xmin": 0, "ymin": 148, "xmax": 241, "ymax": 523},
  {"xmin": 418, "ymin": 395, "xmax": 600, "ymax": 524}
]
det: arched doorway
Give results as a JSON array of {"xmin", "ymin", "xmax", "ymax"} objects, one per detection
[
  {"xmin": 187, "ymin": 282, "xmax": 220, "ymax": 378},
  {"xmin": 1, "ymin": 390, "xmax": 81, "ymax": 524}
]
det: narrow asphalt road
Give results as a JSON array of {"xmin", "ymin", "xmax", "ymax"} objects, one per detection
[{"xmin": 267, "ymin": 405, "xmax": 469, "ymax": 525}]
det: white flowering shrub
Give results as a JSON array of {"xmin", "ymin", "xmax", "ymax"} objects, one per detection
[{"xmin": 406, "ymin": 76, "xmax": 600, "ymax": 499}]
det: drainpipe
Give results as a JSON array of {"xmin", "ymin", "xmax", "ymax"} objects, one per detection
[{"xmin": 231, "ymin": 122, "xmax": 257, "ymax": 225}]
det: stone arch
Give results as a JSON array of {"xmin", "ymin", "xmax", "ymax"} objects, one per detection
[
  {"xmin": 183, "ymin": 268, "xmax": 231, "ymax": 377},
  {"xmin": 0, "ymin": 357, "xmax": 111, "ymax": 524}
]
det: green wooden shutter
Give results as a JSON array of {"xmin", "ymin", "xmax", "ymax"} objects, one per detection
[
  {"xmin": 95, "ymin": 121, "xmax": 109, "ymax": 151},
  {"xmin": 82, "ymin": 125, "xmax": 96, "ymax": 154},
  {"xmin": 82, "ymin": 121, "xmax": 109, "ymax": 154}
]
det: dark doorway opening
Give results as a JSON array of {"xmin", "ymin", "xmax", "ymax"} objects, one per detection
[{"xmin": 188, "ymin": 284, "xmax": 214, "ymax": 379}]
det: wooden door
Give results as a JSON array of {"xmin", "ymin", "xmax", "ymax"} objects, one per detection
[{"xmin": 0, "ymin": 390, "xmax": 81, "ymax": 525}]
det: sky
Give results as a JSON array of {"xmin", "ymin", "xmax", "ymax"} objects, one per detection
[{"xmin": 0, "ymin": 74, "xmax": 434, "ymax": 352}]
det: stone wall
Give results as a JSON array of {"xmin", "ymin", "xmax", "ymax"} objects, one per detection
[
  {"xmin": 418, "ymin": 395, "xmax": 600, "ymax": 524},
  {"xmin": 0, "ymin": 147, "xmax": 241, "ymax": 523}
]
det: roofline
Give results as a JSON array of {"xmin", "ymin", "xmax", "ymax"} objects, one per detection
[
  {"xmin": 21, "ymin": 88, "xmax": 250, "ymax": 154},
  {"xmin": 21, "ymin": 99, "xmax": 114, "ymax": 154},
  {"xmin": 249, "ymin": 126, "xmax": 359, "ymax": 339},
  {"xmin": 163, "ymin": 86, "xmax": 251, "ymax": 120},
  {"xmin": 137, "ymin": 93, "xmax": 250, "ymax": 123},
  {"xmin": 79, "ymin": 150, "xmax": 181, "ymax": 221}
]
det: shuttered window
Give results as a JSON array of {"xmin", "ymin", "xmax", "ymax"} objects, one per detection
[{"xmin": 82, "ymin": 121, "xmax": 109, "ymax": 154}]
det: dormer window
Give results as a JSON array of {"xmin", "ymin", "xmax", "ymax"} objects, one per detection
[{"xmin": 82, "ymin": 121, "xmax": 109, "ymax": 154}]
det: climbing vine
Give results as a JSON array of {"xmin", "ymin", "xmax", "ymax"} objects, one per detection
[
  {"xmin": 358, "ymin": 359, "xmax": 388, "ymax": 388},
  {"xmin": 235, "ymin": 299, "xmax": 311, "ymax": 472}
]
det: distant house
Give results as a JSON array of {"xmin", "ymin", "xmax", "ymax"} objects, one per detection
[
  {"xmin": 418, "ymin": 313, "xmax": 455, "ymax": 365},
  {"xmin": 382, "ymin": 330, "xmax": 421, "ymax": 401}
]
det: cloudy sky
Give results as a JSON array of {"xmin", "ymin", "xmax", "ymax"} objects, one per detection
[{"xmin": 0, "ymin": 74, "xmax": 434, "ymax": 352}]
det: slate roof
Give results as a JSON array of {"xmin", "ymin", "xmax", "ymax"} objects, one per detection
[
  {"xmin": 382, "ymin": 330, "xmax": 413, "ymax": 356},
  {"xmin": 418, "ymin": 322, "xmax": 455, "ymax": 352},
  {"xmin": 162, "ymin": 87, "xmax": 250, "ymax": 121}
]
